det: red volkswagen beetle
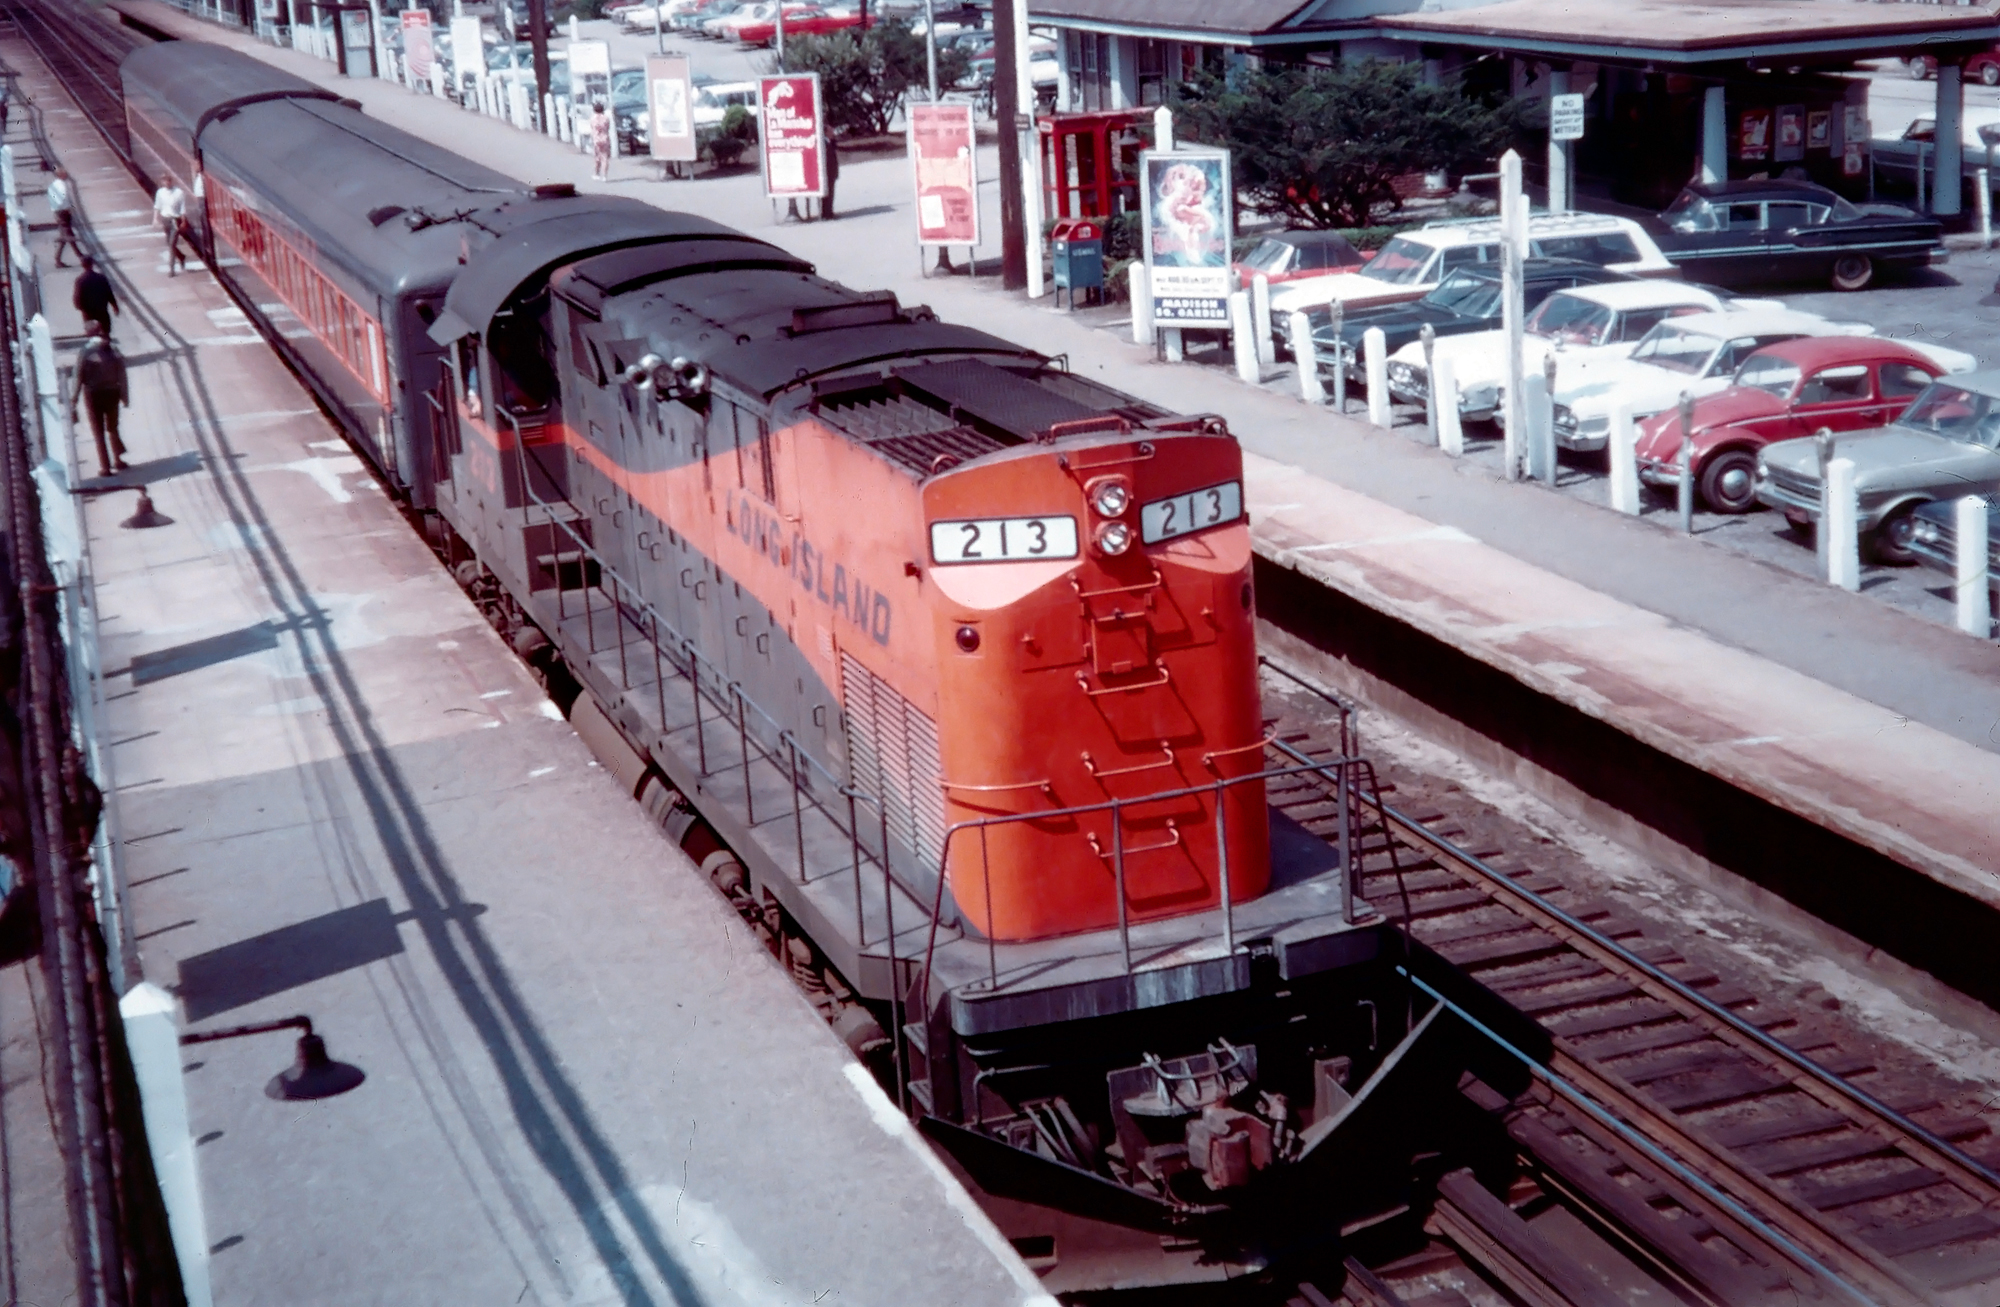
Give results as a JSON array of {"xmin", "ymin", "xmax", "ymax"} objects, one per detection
[{"xmin": 1633, "ymin": 336, "xmax": 1960, "ymax": 513}]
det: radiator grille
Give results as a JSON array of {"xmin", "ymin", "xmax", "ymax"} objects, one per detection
[{"xmin": 841, "ymin": 652, "xmax": 947, "ymax": 873}]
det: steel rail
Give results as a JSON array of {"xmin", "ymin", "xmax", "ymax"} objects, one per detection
[{"xmin": 1271, "ymin": 722, "xmax": 1994, "ymax": 1304}]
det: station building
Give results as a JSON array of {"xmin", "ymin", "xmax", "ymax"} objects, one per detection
[{"xmin": 1034, "ymin": 0, "xmax": 2000, "ymax": 215}]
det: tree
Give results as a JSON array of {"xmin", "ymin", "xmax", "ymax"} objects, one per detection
[
  {"xmin": 1173, "ymin": 60, "xmax": 1520, "ymax": 229},
  {"xmin": 777, "ymin": 18, "xmax": 970, "ymax": 138}
]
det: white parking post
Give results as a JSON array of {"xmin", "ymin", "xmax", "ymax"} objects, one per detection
[
  {"xmin": 1328, "ymin": 301, "xmax": 1346, "ymax": 413},
  {"xmin": 1435, "ymin": 354, "xmax": 1464, "ymax": 456},
  {"xmin": 1499, "ymin": 149, "xmax": 1526, "ymax": 481},
  {"xmin": 1958, "ymin": 495, "xmax": 1991, "ymax": 637},
  {"xmin": 1521, "ymin": 369, "xmax": 1550, "ymax": 480},
  {"xmin": 544, "ymin": 93, "xmax": 558, "ymax": 138},
  {"xmin": 1539, "ymin": 352, "xmax": 1559, "ymax": 487},
  {"xmin": 430, "ymin": 60, "xmax": 446, "ymax": 100},
  {"xmin": 1164, "ymin": 328, "xmax": 1184, "ymax": 364},
  {"xmin": 1980, "ymin": 168, "xmax": 1992, "ymax": 250},
  {"xmin": 1364, "ymin": 326, "xmax": 1390, "ymax": 428},
  {"xmin": 1252, "ymin": 274, "xmax": 1274, "ymax": 369},
  {"xmin": 1827, "ymin": 458, "xmax": 1860, "ymax": 591},
  {"xmin": 1230, "ymin": 292, "xmax": 1259, "ymax": 383},
  {"xmin": 1131, "ymin": 263, "xmax": 1154, "ymax": 347},
  {"xmin": 1608, "ymin": 400, "xmax": 1640, "ymax": 515},
  {"xmin": 122, "ymin": 984, "xmax": 213, "ymax": 1307},
  {"xmin": 1677, "ymin": 390, "xmax": 1697, "ymax": 533},
  {"xmin": 1420, "ymin": 323, "xmax": 1438, "ymax": 446},
  {"xmin": 1290, "ymin": 311, "xmax": 1324, "ymax": 404}
]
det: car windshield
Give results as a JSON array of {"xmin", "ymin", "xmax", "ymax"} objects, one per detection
[
  {"xmin": 1631, "ymin": 324, "xmax": 1720, "ymax": 375},
  {"xmin": 1734, "ymin": 352, "xmax": 1803, "ymax": 398},
  {"xmin": 1360, "ymin": 237, "xmax": 1435, "ymax": 285},
  {"xmin": 1424, "ymin": 270, "xmax": 1501, "ymax": 318},
  {"xmin": 1898, "ymin": 384, "xmax": 2000, "ymax": 445},
  {"xmin": 1242, "ymin": 238, "xmax": 1294, "ymax": 273},
  {"xmin": 1663, "ymin": 190, "xmax": 1717, "ymax": 232},
  {"xmin": 1525, "ymin": 293, "xmax": 1613, "ymax": 345}
]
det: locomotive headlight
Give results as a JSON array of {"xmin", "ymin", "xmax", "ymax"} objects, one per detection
[
  {"xmin": 1089, "ymin": 479, "xmax": 1131, "ymax": 518},
  {"xmin": 1095, "ymin": 520, "xmax": 1133, "ymax": 555}
]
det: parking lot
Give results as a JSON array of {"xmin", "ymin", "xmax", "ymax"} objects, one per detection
[{"xmin": 1068, "ymin": 232, "xmax": 2000, "ymax": 638}]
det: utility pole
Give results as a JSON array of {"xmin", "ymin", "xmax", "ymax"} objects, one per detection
[
  {"xmin": 924, "ymin": 0, "xmax": 937, "ymax": 101},
  {"xmin": 994, "ymin": 0, "xmax": 1025, "ymax": 288},
  {"xmin": 526, "ymin": 0, "xmax": 551, "ymax": 112}
]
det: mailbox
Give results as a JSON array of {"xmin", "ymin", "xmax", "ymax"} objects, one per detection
[{"xmin": 1050, "ymin": 218, "xmax": 1103, "ymax": 309}]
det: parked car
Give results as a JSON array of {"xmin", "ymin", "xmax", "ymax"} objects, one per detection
[
  {"xmin": 693, "ymin": 78, "xmax": 759, "ymax": 129},
  {"xmin": 1268, "ymin": 212, "xmax": 1675, "ymax": 338},
  {"xmin": 734, "ymin": 3, "xmax": 872, "ymax": 43},
  {"xmin": 1548, "ymin": 306, "xmax": 1878, "ymax": 452},
  {"xmin": 1383, "ymin": 280, "xmax": 1733, "ymax": 420},
  {"xmin": 1631, "ymin": 336, "xmax": 1972, "ymax": 513},
  {"xmin": 1309, "ymin": 258, "xmax": 1629, "ymax": 387},
  {"xmin": 1908, "ymin": 493, "xmax": 2000, "ymax": 596},
  {"xmin": 1653, "ymin": 178, "xmax": 1947, "ymax": 292},
  {"xmin": 1756, "ymin": 372, "xmax": 2000, "ymax": 562},
  {"xmin": 1232, "ymin": 231, "xmax": 1366, "ymax": 289},
  {"xmin": 611, "ymin": 66, "xmax": 648, "ymax": 152},
  {"xmin": 1904, "ymin": 49, "xmax": 2000, "ymax": 86}
]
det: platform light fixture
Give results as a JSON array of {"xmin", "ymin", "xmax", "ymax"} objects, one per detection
[{"xmin": 180, "ymin": 1015, "xmax": 365, "ymax": 1102}]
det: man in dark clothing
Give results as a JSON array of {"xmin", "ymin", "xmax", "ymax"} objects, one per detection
[
  {"xmin": 821, "ymin": 135, "xmax": 839, "ymax": 220},
  {"xmin": 68, "ymin": 326, "xmax": 126, "ymax": 476},
  {"xmin": 72, "ymin": 255, "xmax": 118, "ymax": 336}
]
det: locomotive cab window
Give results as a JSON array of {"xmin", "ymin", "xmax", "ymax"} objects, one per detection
[
  {"xmin": 568, "ymin": 312, "xmax": 607, "ymax": 387},
  {"xmin": 457, "ymin": 336, "xmax": 484, "ymax": 418},
  {"xmin": 488, "ymin": 307, "xmax": 557, "ymax": 419},
  {"xmin": 711, "ymin": 397, "xmax": 776, "ymax": 502}
]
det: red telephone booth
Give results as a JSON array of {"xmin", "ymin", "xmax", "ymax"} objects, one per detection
[{"xmin": 1038, "ymin": 109, "xmax": 1149, "ymax": 219}]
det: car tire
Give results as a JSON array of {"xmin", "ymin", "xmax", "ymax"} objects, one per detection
[
  {"xmin": 1908, "ymin": 57, "xmax": 1932, "ymax": 80},
  {"xmin": 1982, "ymin": 62, "xmax": 2000, "ymax": 88},
  {"xmin": 1830, "ymin": 254, "xmax": 1874, "ymax": 292},
  {"xmin": 1697, "ymin": 450, "xmax": 1760, "ymax": 514},
  {"xmin": 1867, "ymin": 502, "xmax": 1921, "ymax": 566}
]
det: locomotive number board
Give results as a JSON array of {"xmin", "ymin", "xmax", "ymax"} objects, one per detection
[
  {"xmin": 930, "ymin": 515, "xmax": 1079, "ymax": 564},
  {"xmin": 1141, "ymin": 481, "xmax": 1243, "ymax": 544}
]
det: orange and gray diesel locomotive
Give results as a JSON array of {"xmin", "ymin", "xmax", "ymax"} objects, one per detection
[{"xmin": 123, "ymin": 42, "xmax": 1479, "ymax": 1292}]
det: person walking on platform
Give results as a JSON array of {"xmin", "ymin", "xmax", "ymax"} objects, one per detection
[
  {"xmin": 590, "ymin": 101, "xmax": 611, "ymax": 182},
  {"xmin": 69, "ymin": 326, "xmax": 127, "ymax": 477},
  {"xmin": 47, "ymin": 165, "xmax": 79, "ymax": 268},
  {"xmin": 72, "ymin": 255, "xmax": 118, "ymax": 336},
  {"xmin": 821, "ymin": 135, "xmax": 839, "ymax": 220},
  {"xmin": 153, "ymin": 179, "xmax": 187, "ymax": 274}
]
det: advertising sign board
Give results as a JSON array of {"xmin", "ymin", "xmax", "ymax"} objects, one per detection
[
  {"xmin": 759, "ymin": 74, "xmax": 826, "ymax": 198},
  {"xmin": 450, "ymin": 15, "xmax": 484, "ymax": 91},
  {"xmin": 908, "ymin": 102, "xmax": 978, "ymax": 246},
  {"xmin": 569, "ymin": 39, "xmax": 612, "ymax": 108},
  {"xmin": 400, "ymin": 8, "xmax": 433, "ymax": 80},
  {"xmin": 1141, "ymin": 149, "xmax": 1232, "ymax": 326},
  {"xmin": 646, "ymin": 54, "xmax": 697, "ymax": 162}
]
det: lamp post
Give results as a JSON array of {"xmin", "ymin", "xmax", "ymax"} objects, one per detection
[{"xmin": 180, "ymin": 1016, "xmax": 366, "ymax": 1102}]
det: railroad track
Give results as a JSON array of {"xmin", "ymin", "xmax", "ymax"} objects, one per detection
[
  {"xmin": 1, "ymin": 0, "xmax": 138, "ymax": 163},
  {"xmin": 1261, "ymin": 660, "xmax": 2000, "ymax": 1307}
]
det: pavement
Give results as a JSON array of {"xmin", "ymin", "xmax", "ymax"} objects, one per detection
[{"xmin": 2, "ymin": 27, "xmax": 1052, "ymax": 1307}]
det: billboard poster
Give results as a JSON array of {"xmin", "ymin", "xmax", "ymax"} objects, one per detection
[
  {"xmin": 1141, "ymin": 149, "xmax": 1232, "ymax": 326},
  {"xmin": 1807, "ymin": 109, "xmax": 1831, "ymax": 151},
  {"xmin": 400, "ymin": 9, "xmax": 433, "ymax": 80},
  {"xmin": 1775, "ymin": 105, "xmax": 1805, "ymax": 162},
  {"xmin": 569, "ymin": 39, "xmax": 612, "ymax": 110},
  {"xmin": 646, "ymin": 54, "xmax": 697, "ymax": 162},
  {"xmin": 449, "ymin": 15, "xmax": 484, "ymax": 92},
  {"xmin": 1738, "ymin": 108, "xmax": 1771, "ymax": 161},
  {"xmin": 759, "ymin": 74, "xmax": 826, "ymax": 198},
  {"xmin": 908, "ymin": 102, "xmax": 978, "ymax": 246}
]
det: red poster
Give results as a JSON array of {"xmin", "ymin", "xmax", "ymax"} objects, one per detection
[
  {"xmin": 759, "ymin": 74, "xmax": 825, "ymax": 198},
  {"xmin": 1739, "ymin": 108, "xmax": 1771, "ymax": 161},
  {"xmin": 908, "ymin": 102, "xmax": 978, "ymax": 246}
]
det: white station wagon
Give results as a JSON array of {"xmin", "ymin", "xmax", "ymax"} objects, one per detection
[{"xmin": 1268, "ymin": 211, "xmax": 1676, "ymax": 342}]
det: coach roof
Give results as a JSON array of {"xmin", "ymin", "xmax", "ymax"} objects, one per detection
[{"xmin": 121, "ymin": 41, "xmax": 343, "ymax": 139}]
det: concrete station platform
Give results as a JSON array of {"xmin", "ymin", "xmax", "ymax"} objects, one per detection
[{"xmin": 0, "ymin": 31, "xmax": 1051, "ymax": 1307}]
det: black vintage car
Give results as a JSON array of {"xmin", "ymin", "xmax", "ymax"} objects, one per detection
[
  {"xmin": 1306, "ymin": 257, "xmax": 1628, "ymax": 383},
  {"xmin": 1653, "ymin": 179, "xmax": 1946, "ymax": 292}
]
